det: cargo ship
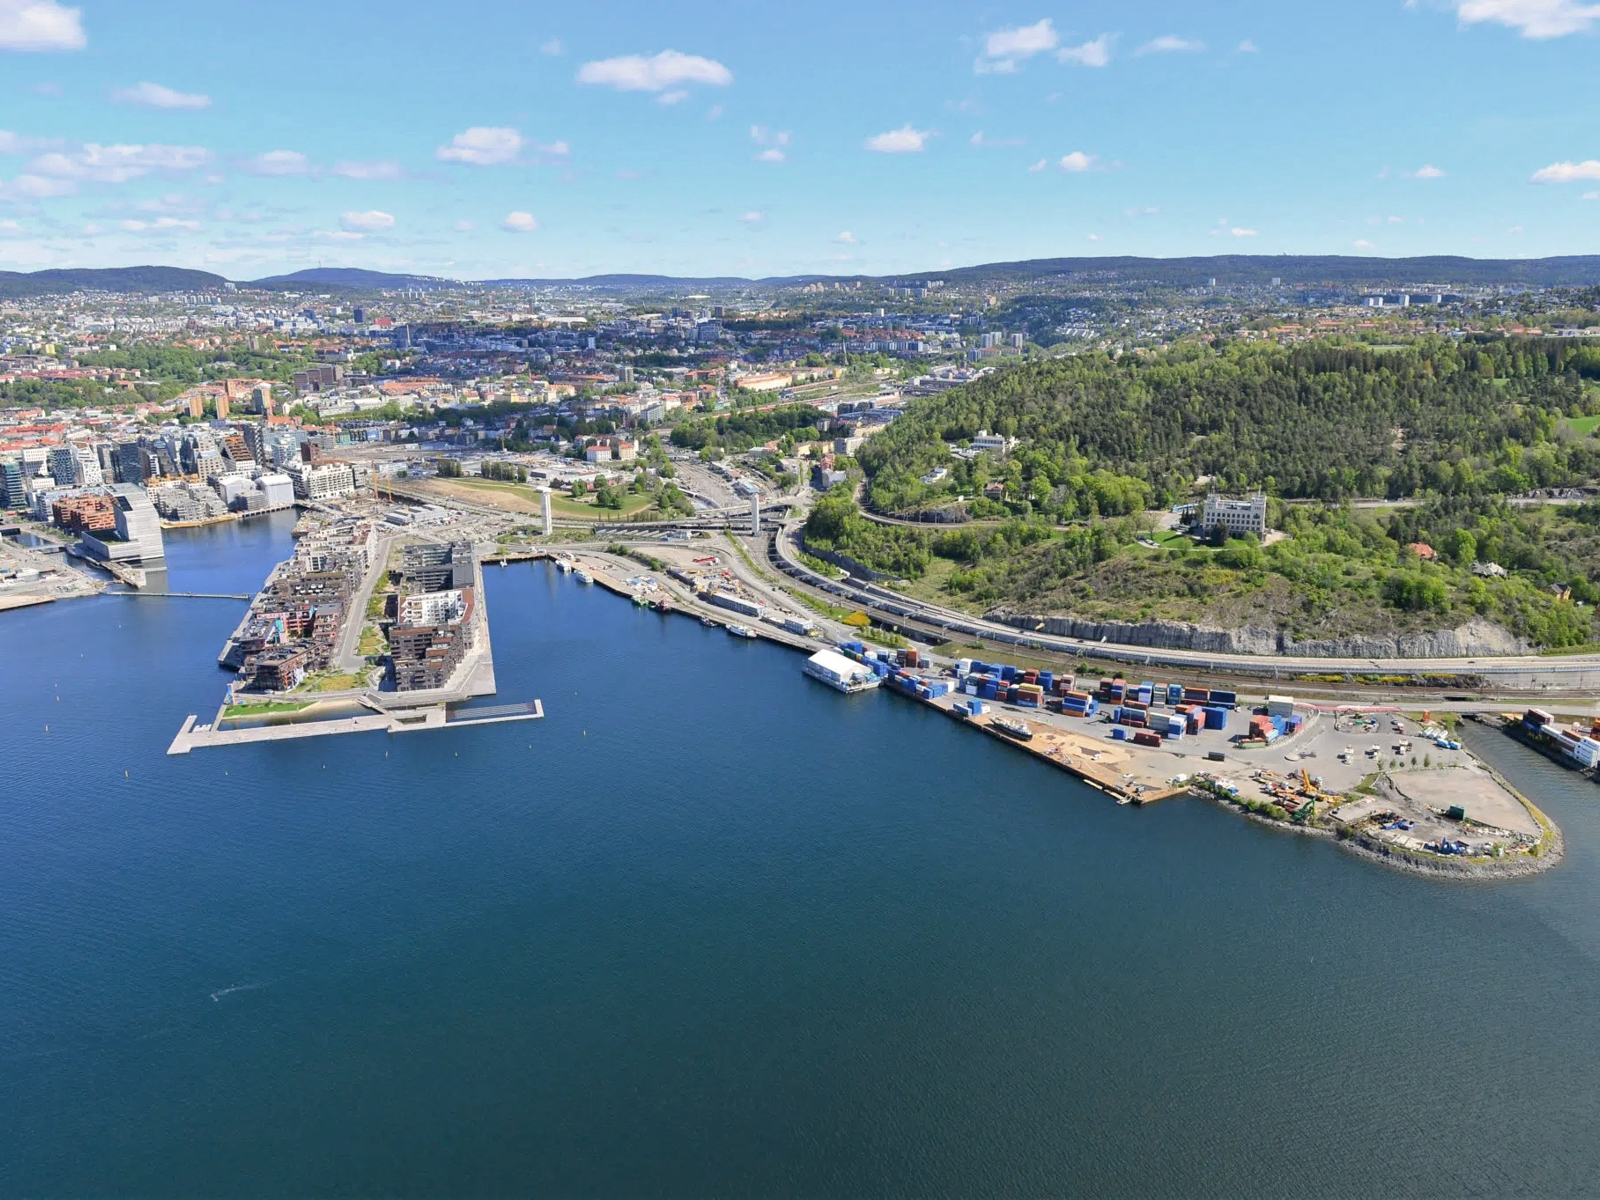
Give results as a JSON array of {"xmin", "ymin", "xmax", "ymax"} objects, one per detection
[{"xmin": 991, "ymin": 716, "xmax": 1034, "ymax": 742}]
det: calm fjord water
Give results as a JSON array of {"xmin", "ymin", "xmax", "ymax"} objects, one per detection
[{"xmin": 3, "ymin": 514, "xmax": 1600, "ymax": 1197}]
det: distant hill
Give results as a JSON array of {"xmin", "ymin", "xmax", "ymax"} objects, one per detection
[
  {"xmin": 897, "ymin": 254, "xmax": 1600, "ymax": 289},
  {"xmin": 8, "ymin": 254, "xmax": 1600, "ymax": 301},
  {"xmin": 484, "ymin": 255, "xmax": 1600, "ymax": 291},
  {"xmin": 0, "ymin": 266, "xmax": 228, "ymax": 299},
  {"xmin": 247, "ymin": 268, "xmax": 460, "ymax": 292}
]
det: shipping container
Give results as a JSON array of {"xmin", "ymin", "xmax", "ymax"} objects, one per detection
[
  {"xmin": 1112, "ymin": 726, "xmax": 1129, "ymax": 740},
  {"xmin": 1204, "ymin": 707, "xmax": 1228, "ymax": 731},
  {"xmin": 1209, "ymin": 689, "xmax": 1237, "ymax": 707},
  {"xmin": 1167, "ymin": 683, "xmax": 1184, "ymax": 705},
  {"xmin": 1133, "ymin": 731, "xmax": 1162, "ymax": 748}
]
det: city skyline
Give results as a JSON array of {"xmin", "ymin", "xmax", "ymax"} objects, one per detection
[{"xmin": 2, "ymin": 0, "xmax": 1600, "ymax": 278}]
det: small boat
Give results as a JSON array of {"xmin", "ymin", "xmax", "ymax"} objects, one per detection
[
  {"xmin": 726, "ymin": 624, "xmax": 758, "ymax": 639},
  {"xmin": 991, "ymin": 716, "xmax": 1034, "ymax": 742},
  {"xmin": 574, "ymin": 569, "xmax": 592, "ymax": 585},
  {"xmin": 653, "ymin": 598, "xmax": 672, "ymax": 614},
  {"xmin": 633, "ymin": 593, "xmax": 648, "ymax": 606},
  {"xmin": 700, "ymin": 616, "xmax": 720, "ymax": 628},
  {"xmin": 554, "ymin": 558, "xmax": 572, "ymax": 573}
]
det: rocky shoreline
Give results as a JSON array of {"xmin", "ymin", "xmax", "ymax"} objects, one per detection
[{"xmin": 1194, "ymin": 788, "xmax": 1564, "ymax": 882}]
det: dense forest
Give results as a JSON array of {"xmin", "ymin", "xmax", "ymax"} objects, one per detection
[
  {"xmin": 860, "ymin": 338, "xmax": 1600, "ymax": 518},
  {"xmin": 810, "ymin": 339, "xmax": 1600, "ymax": 648}
]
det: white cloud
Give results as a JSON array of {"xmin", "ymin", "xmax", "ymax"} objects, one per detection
[
  {"xmin": 540, "ymin": 37, "xmax": 562, "ymax": 55},
  {"xmin": 1456, "ymin": 0, "xmax": 1600, "ymax": 38},
  {"xmin": 1584, "ymin": 190, "xmax": 1600, "ymax": 200},
  {"xmin": 1532, "ymin": 159, "xmax": 1600, "ymax": 182},
  {"xmin": 1230, "ymin": 227, "xmax": 1257, "ymax": 237},
  {"xmin": 332, "ymin": 160, "xmax": 403, "ymax": 180},
  {"xmin": 750, "ymin": 126, "xmax": 789, "ymax": 161},
  {"xmin": 1058, "ymin": 151, "xmax": 1097, "ymax": 172},
  {"xmin": 656, "ymin": 89, "xmax": 689, "ymax": 105},
  {"xmin": 340, "ymin": 209, "xmax": 395, "ymax": 232},
  {"xmin": 242, "ymin": 149, "xmax": 309, "ymax": 176},
  {"xmin": 539, "ymin": 139, "xmax": 570, "ymax": 157},
  {"xmin": 28, "ymin": 142, "xmax": 212, "ymax": 185},
  {"xmin": 0, "ymin": 1, "xmax": 85, "ymax": 51},
  {"xmin": 0, "ymin": 130, "xmax": 52, "ymax": 154},
  {"xmin": 865, "ymin": 125, "xmax": 929, "ymax": 153},
  {"xmin": 1136, "ymin": 35, "xmax": 1205, "ymax": 54},
  {"xmin": 1058, "ymin": 34, "xmax": 1113, "ymax": 67},
  {"xmin": 1087, "ymin": 233, "xmax": 1101, "ymax": 241},
  {"xmin": 454, "ymin": 219, "xmax": 476, "ymax": 231},
  {"xmin": 737, "ymin": 210, "xmax": 762, "ymax": 223},
  {"xmin": 1353, "ymin": 239, "xmax": 1376, "ymax": 249},
  {"xmin": 975, "ymin": 18, "xmax": 1057, "ymax": 72},
  {"xmin": 9, "ymin": 172, "xmax": 73, "ymax": 196},
  {"xmin": 315, "ymin": 230, "xmax": 363, "ymax": 241},
  {"xmin": 437, "ymin": 127, "xmax": 524, "ymax": 166},
  {"xmin": 835, "ymin": 231, "xmax": 857, "ymax": 243},
  {"xmin": 120, "ymin": 216, "xmax": 199, "ymax": 233},
  {"xmin": 1410, "ymin": 163, "xmax": 1446, "ymax": 179},
  {"xmin": 0, "ymin": 217, "xmax": 22, "ymax": 233},
  {"xmin": 1238, "ymin": 38, "xmax": 1260, "ymax": 52},
  {"xmin": 1027, "ymin": 158, "xmax": 1047, "ymax": 172},
  {"xmin": 969, "ymin": 131, "xmax": 1024, "ymax": 147},
  {"xmin": 576, "ymin": 50, "xmax": 732, "ymax": 92},
  {"xmin": 112, "ymin": 81, "xmax": 210, "ymax": 110},
  {"xmin": 501, "ymin": 211, "xmax": 538, "ymax": 232},
  {"xmin": 705, "ymin": 104, "xmax": 724, "ymax": 121}
]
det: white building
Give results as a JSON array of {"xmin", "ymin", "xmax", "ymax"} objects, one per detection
[
  {"xmin": 401, "ymin": 588, "xmax": 469, "ymax": 626},
  {"xmin": 1200, "ymin": 493, "xmax": 1268, "ymax": 537},
  {"xmin": 289, "ymin": 462, "xmax": 357, "ymax": 501},
  {"xmin": 259, "ymin": 473, "xmax": 295, "ymax": 510}
]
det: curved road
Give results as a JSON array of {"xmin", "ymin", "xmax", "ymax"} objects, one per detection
[{"xmin": 764, "ymin": 520, "xmax": 1600, "ymax": 689}]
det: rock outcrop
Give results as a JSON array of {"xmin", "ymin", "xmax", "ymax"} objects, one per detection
[{"xmin": 984, "ymin": 612, "xmax": 1530, "ymax": 659}]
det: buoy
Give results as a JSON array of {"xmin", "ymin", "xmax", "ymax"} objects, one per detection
[{"xmin": 124, "ymin": 769, "xmax": 129, "ymax": 777}]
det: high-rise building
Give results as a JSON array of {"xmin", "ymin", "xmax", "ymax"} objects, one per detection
[
  {"xmin": 48, "ymin": 446, "xmax": 76, "ymax": 486},
  {"xmin": 0, "ymin": 457, "xmax": 29, "ymax": 510},
  {"xmin": 188, "ymin": 393, "xmax": 205, "ymax": 419},
  {"xmin": 73, "ymin": 447, "xmax": 104, "ymax": 487}
]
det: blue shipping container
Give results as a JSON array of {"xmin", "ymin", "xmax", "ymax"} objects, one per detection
[
  {"xmin": 1112, "ymin": 726, "xmax": 1128, "ymax": 740},
  {"xmin": 1167, "ymin": 683, "xmax": 1184, "ymax": 704}
]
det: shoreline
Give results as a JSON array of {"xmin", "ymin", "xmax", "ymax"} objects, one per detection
[{"xmin": 555, "ymin": 551, "xmax": 1572, "ymax": 883}]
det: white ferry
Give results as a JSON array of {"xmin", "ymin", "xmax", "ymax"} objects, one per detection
[{"xmin": 803, "ymin": 649, "xmax": 881, "ymax": 694}]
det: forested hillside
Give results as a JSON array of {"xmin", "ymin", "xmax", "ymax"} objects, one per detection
[
  {"xmin": 861, "ymin": 339, "xmax": 1600, "ymax": 519},
  {"xmin": 809, "ymin": 338, "xmax": 1600, "ymax": 649}
]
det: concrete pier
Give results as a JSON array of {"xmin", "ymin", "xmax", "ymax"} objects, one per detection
[{"xmin": 167, "ymin": 699, "xmax": 543, "ymax": 755}]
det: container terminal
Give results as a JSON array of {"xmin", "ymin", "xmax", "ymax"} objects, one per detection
[{"xmin": 554, "ymin": 542, "xmax": 1556, "ymax": 876}]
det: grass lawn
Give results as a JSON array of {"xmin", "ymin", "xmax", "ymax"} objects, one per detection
[
  {"xmin": 1563, "ymin": 414, "xmax": 1600, "ymax": 437},
  {"xmin": 447, "ymin": 477, "xmax": 659, "ymax": 520},
  {"xmin": 295, "ymin": 671, "xmax": 367, "ymax": 693},
  {"xmin": 222, "ymin": 700, "xmax": 313, "ymax": 718}
]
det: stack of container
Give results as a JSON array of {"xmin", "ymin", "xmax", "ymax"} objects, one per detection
[
  {"xmin": 1209, "ymin": 689, "xmax": 1238, "ymax": 708},
  {"xmin": 1167, "ymin": 683, "xmax": 1185, "ymax": 705},
  {"xmin": 1133, "ymin": 731, "xmax": 1162, "ymax": 748},
  {"xmin": 1203, "ymin": 706, "xmax": 1229, "ymax": 731},
  {"xmin": 1059, "ymin": 690, "xmax": 1097, "ymax": 718},
  {"xmin": 1015, "ymin": 682, "xmax": 1045, "ymax": 708},
  {"xmin": 1165, "ymin": 713, "xmax": 1186, "ymax": 739},
  {"xmin": 1183, "ymin": 686, "xmax": 1210, "ymax": 705}
]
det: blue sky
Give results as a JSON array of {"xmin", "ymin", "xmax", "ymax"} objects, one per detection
[{"xmin": 2, "ymin": 0, "xmax": 1600, "ymax": 280}]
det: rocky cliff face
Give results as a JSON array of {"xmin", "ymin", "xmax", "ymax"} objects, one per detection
[{"xmin": 984, "ymin": 612, "xmax": 1530, "ymax": 659}]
